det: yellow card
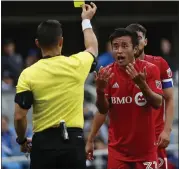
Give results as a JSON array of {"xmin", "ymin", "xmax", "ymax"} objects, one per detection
[{"xmin": 74, "ymin": 0, "xmax": 85, "ymax": 8}]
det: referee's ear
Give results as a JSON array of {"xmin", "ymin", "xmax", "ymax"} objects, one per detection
[
  {"xmin": 58, "ymin": 37, "xmax": 63, "ymax": 48},
  {"xmin": 35, "ymin": 39, "xmax": 40, "ymax": 48}
]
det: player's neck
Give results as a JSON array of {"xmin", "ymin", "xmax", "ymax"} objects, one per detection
[
  {"xmin": 138, "ymin": 51, "xmax": 145, "ymax": 60},
  {"xmin": 41, "ymin": 47, "xmax": 62, "ymax": 57}
]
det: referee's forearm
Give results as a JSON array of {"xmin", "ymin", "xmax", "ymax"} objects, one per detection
[
  {"xmin": 14, "ymin": 116, "xmax": 27, "ymax": 140},
  {"xmin": 83, "ymin": 27, "xmax": 98, "ymax": 57},
  {"xmin": 96, "ymin": 89, "xmax": 109, "ymax": 114}
]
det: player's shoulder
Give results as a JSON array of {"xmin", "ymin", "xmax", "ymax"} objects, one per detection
[
  {"xmin": 137, "ymin": 59, "xmax": 159, "ymax": 76},
  {"xmin": 137, "ymin": 59, "xmax": 156, "ymax": 68},
  {"xmin": 145, "ymin": 54, "xmax": 166, "ymax": 64}
]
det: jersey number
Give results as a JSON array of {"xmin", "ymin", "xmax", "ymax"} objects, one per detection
[
  {"xmin": 158, "ymin": 157, "xmax": 168, "ymax": 169},
  {"xmin": 143, "ymin": 161, "xmax": 158, "ymax": 169}
]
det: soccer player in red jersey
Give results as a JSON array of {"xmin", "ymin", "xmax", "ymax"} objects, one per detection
[
  {"xmin": 89, "ymin": 28, "xmax": 163, "ymax": 169},
  {"xmin": 86, "ymin": 25, "xmax": 174, "ymax": 169},
  {"xmin": 126, "ymin": 23, "xmax": 174, "ymax": 169}
]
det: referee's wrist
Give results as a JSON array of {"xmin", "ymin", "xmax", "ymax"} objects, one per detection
[
  {"xmin": 82, "ymin": 19, "xmax": 92, "ymax": 31},
  {"xmin": 16, "ymin": 137, "xmax": 27, "ymax": 145}
]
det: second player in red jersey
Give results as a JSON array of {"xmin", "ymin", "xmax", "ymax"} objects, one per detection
[
  {"xmin": 126, "ymin": 23, "xmax": 174, "ymax": 169},
  {"xmin": 94, "ymin": 28, "xmax": 163, "ymax": 169},
  {"xmin": 144, "ymin": 55, "xmax": 173, "ymax": 138}
]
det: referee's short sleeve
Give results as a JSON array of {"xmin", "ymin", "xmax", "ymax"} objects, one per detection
[
  {"xmin": 71, "ymin": 51, "xmax": 94, "ymax": 77},
  {"xmin": 16, "ymin": 70, "xmax": 31, "ymax": 93}
]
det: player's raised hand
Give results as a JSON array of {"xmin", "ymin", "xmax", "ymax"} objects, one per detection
[
  {"xmin": 126, "ymin": 63, "xmax": 147, "ymax": 86},
  {"xmin": 95, "ymin": 66, "xmax": 114, "ymax": 90},
  {"xmin": 81, "ymin": 2, "xmax": 97, "ymax": 20}
]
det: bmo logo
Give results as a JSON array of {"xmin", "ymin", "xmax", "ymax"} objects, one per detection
[
  {"xmin": 111, "ymin": 92, "xmax": 147, "ymax": 106},
  {"xmin": 111, "ymin": 96, "xmax": 132, "ymax": 104},
  {"xmin": 135, "ymin": 92, "xmax": 147, "ymax": 106}
]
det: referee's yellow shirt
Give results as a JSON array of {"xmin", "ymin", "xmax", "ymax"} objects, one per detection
[{"xmin": 16, "ymin": 52, "xmax": 94, "ymax": 132}]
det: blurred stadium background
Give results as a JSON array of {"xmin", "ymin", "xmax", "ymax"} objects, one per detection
[{"xmin": 1, "ymin": 1, "xmax": 179, "ymax": 169}]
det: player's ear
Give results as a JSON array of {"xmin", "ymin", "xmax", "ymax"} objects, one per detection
[
  {"xmin": 144, "ymin": 38, "xmax": 148, "ymax": 47},
  {"xmin": 59, "ymin": 37, "xmax": 63, "ymax": 47},
  {"xmin": 35, "ymin": 39, "xmax": 40, "ymax": 48},
  {"xmin": 134, "ymin": 46, "xmax": 138, "ymax": 56}
]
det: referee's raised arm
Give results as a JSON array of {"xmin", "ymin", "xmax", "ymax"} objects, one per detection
[
  {"xmin": 14, "ymin": 2, "xmax": 98, "ymax": 169},
  {"xmin": 82, "ymin": 2, "xmax": 98, "ymax": 57},
  {"xmin": 70, "ymin": 2, "xmax": 98, "ymax": 75}
]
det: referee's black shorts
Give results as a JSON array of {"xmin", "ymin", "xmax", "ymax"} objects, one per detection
[{"xmin": 30, "ymin": 127, "xmax": 86, "ymax": 169}]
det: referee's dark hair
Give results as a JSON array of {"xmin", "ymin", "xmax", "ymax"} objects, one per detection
[
  {"xmin": 126, "ymin": 23, "xmax": 147, "ymax": 37},
  {"xmin": 109, "ymin": 28, "xmax": 139, "ymax": 48},
  {"xmin": 36, "ymin": 20, "xmax": 63, "ymax": 48}
]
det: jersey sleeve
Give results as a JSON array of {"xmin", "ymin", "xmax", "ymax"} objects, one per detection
[
  {"xmin": 160, "ymin": 57, "xmax": 173, "ymax": 89},
  {"xmin": 71, "ymin": 51, "xmax": 94, "ymax": 80},
  {"xmin": 147, "ymin": 65, "xmax": 163, "ymax": 95},
  {"xmin": 16, "ymin": 70, "xmax": 31, "ymax": 93},
  {"xmin": 15, "ymin": 70, "xmax": 33, "ymax": 109}
]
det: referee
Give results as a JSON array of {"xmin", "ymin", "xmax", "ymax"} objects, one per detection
[{"xmin": 14, "ymin": 3, "xmax": 98, "ymax": 169}]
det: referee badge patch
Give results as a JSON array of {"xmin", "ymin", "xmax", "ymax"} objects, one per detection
[{"xmin": 155, "ymin": 80, "xmax": 162, "ymax": 89}]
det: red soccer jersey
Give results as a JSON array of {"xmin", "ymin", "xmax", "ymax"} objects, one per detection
[
  {"xmin": 104, "ymin": 59, "xmax": 163, "ymax": 162},
  {"xmin": 144, "ymin": 55, "xmax": 173, "ymax": 137}
]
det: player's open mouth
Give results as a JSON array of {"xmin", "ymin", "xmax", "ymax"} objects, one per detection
[{"xmin": 117, "ymin": 56, "xmax": 125, "ymax": 63}]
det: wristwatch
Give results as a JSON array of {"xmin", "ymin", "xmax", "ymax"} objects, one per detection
[{"xmin": 16, "ymin": 137, "xmax": 27, "ymax": 145}]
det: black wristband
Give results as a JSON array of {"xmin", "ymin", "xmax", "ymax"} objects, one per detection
[{"xmin": 16, "ymin": 137, "xmax": 27, "ymax": 145}]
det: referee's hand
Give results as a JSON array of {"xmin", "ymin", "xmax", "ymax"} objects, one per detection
[
  {"xmin": 20, "ymin": 138, "xmax": 32, "ymax": 153},
  {"xmin": 81, "ymin": 2, "xmax": 97, "ymax": 20}
]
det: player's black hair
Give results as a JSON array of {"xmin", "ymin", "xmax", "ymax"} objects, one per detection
[
  {"xmin": 36, "ymin": 20, "xmax": 63, "ymax": 48},
  {"xmin": 126, "ymin": 23, "xmax": 147, "ymax": 37},
  {"xmin": 109, "ymin": 28, "xmax": 139, "ymax": 48}
]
